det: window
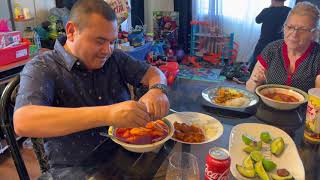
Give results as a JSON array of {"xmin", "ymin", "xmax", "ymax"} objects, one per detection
[{"xmin": 197, "ymin": 0, "xmax": 209, "ymax": 15}]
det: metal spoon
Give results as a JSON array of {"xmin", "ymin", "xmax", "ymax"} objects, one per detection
[{"xmin": 99, "ymin": 132, "xmax": 128, "ymax": 142}]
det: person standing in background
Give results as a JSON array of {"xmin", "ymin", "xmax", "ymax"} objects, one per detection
[{"xmin": 249, "ymin": 0, "xmax": 291, "ymax": 73}]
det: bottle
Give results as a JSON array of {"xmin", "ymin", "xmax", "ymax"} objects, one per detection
[{"xmin": 14, "ymin": 3, "xmax": 24, "ymax": 20}]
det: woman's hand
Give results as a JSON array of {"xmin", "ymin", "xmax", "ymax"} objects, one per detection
[{"xmin": 246, "ymin": 62, "xmax": 267, "ymax": 92}]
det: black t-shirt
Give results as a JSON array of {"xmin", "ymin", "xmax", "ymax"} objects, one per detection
[{"xmin": 256, "ymin": 6, "xmax": 291, "ymax": 45}]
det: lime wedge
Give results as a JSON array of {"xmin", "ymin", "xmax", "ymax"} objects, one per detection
[
  {"xmin": 250, "ymin": 151, "xmax": 264, "ymax": 162},
  {"xmin": 262, "ymin": 159, "xmax": 277, "ymax": 172},
  {"xmin": 242, "ymin": 134, "xmax": 255, "ymax": 145},
  {"xmin": 260, "ymin": 132, "xmax": 272, "ymax": 143}
]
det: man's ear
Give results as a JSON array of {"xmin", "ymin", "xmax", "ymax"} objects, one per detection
[{"xmin": 65, "ymin": 21, "xmax": 77, "ymax": 42}]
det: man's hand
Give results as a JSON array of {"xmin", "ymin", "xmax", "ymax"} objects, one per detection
[
  {"xmin": 138, "ymin": 89, "xmax": 170, "ymax": 120},
  {"xmin": 108, "ymin": 101, "xmax": 151, "ymax": 127}
]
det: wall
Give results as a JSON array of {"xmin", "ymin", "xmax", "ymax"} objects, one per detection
[
  {"xmin": 0, "ymin": 0, "xmax": 13, "ymax": 29},
  {"xmin": 5, "ymin": 0, "xmax": 56, "ymax": 31},
  {"xmin": 144, "ymin": 0, "xmax": 174, "ymax": 32}
]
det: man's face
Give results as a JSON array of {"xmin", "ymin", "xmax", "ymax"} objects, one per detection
[{"xmin": 66, "ymin": 13, "xmax": 118, "ymax": 70}]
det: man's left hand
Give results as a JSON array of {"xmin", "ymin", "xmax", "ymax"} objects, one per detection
[{"xmin": 138, "ymin": 89, "xmax": 170, "ymax": 120}]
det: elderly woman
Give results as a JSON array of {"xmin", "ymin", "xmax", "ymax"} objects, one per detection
[{"xmin": 246, "ymin": 2, "xmax": 320, "ymax": 93}]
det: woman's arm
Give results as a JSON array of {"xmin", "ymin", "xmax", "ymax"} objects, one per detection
[
  {"xmin": 315, "ymin": 75, "xmax": 320, "ymax": 88},
  {"xmin": 246, "ymin": 61, "xmax": 267, "ymax": 92}
]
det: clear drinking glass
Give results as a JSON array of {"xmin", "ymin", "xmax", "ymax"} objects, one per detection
[{"xmin": 166, "ymin": 152, "xmax": 200, "ymax": 180}]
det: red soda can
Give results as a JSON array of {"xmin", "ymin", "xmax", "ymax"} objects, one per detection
[{"xmin": 205, "ymin": 147, "xmax": 231, "ymax": 180}]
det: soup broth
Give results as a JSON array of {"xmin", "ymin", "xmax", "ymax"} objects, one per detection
[{"xmin": 264, "ymin": 92, "xmax": 299, "ymax": 102}]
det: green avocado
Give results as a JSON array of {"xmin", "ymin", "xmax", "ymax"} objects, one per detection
[
  {"xmin": 243, "ymin": 141, "xmax": 262, "ymax": 153},
  {"xmin": 270, "ymin": 173, "xmax": 293, "ymax": 180},
  {"xmin": 271, "ymin": 137, "xmax": 285, "ymax": 156},
  {"xmin": 236, "ymin": 164, "xmax": 255, "ymax": 178},
  {"xmin": 255, "ymin": 161, "xmax": 270, "ymax": 180},
  {"xmin": 256, "ymin": 140, "xmax": 262, "ymax": 150},
  {"xmin": 250, "ymin": 151, "xmax": 264, "ymax": 162}
]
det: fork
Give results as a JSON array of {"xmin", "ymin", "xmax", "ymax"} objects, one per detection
[{"xmin": 153, "ymin": 120, "xmax": 169, "ymax": 133}]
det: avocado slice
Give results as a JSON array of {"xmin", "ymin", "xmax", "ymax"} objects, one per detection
[
  {"xmin": 271, "ymin": 137, "xmax": 285, "ymax": 156},
  {"xmin": 255, "ymin": 161, "xmax": 270, "ymax": 180},
  {"xmin": 250, "ymin": 151, "xmax": 264, "ymax": 162},
  {"xmin": 243, "ymin": 155, "xmax": 254, "ymax": 169},
  {"xmin": 256, "ymin": 140, "xmax": 262, "ymax": 150},
  {"xmin": 243, "ymin": 141, "xmax": 262, "ymax": 153},
  {"xmin": 236, "ymin": 164, "xmax": 255, "ymax": 178},
  {"xmin": 270, "ymin": 173, "xmax": 293, "ymax": 180}
]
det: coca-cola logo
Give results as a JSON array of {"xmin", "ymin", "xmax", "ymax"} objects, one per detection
[{"xmin": 205, "ymin": 164, "xmax": 228, "ymax": 180}]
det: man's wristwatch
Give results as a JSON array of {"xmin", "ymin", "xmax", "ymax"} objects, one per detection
[{"xmin": 149, "ymin": 83, "xmax": 168, "ymax": 95}]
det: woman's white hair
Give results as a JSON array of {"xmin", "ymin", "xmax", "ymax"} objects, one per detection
[{"xmin": 287, "ymin": 2, "xmax": 320, "ymax": 28}]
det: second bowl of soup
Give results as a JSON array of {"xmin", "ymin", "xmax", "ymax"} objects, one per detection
[{"xmin": 255, "ymin": 84, "xmax": 308, "ymax": 110}]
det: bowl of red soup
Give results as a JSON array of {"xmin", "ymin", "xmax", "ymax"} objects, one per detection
[
  {"xmin": 255, "ymin": 84, "xmax": 308, "ymax": 110},
  {"xmin": 108, "ymin": 119, "xmax": 174, "ymax": 153}
]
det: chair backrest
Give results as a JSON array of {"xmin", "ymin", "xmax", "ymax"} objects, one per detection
[
  {"xmin": 0, "ymin": 75, "xmax": 49, "ymax": 179},
  {"xmin": 0, "ymin": 75, "xmax": 29, "ymax": 180}
]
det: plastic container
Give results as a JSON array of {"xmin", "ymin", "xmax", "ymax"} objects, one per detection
[{"xmin": 0, "ymin": 39, "xmax": 30, "ymax": 66}]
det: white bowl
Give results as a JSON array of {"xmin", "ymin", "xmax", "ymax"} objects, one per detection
[
  {"xmin": 255, "ymin": 84, "xmax": 308, "ymax": 110},
  {"xmin": 108, "ymin": 119, "xmax": 174, "ymax": 153}
]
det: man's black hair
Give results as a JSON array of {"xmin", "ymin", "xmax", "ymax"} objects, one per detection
[{"xmin": 69, "ymin": 0, "xmax": 117, "ymax": 30}]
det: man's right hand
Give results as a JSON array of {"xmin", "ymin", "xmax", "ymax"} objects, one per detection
[{"xmin": 108, "ymin": 100, "xmax": 151, "ymax": 128}]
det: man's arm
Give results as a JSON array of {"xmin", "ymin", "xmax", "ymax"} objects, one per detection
[
  {"xmin": 138, "ymin": 66, "xmax": 170, "ymax": 120},
  {"xmin": 14, "ymin": 100, "xmax": 151, "ymax": 138},
  {"xmin": 140, "ymin": 66, "xmax": 167, "ymax": 87},
  {"xmin": 256, "ymin": 9, "xmax": 267, "ymax": 24}
]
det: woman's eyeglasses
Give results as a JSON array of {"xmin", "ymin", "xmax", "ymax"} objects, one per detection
[{"xmin": 284, "ymin": 24, "xmax": 317, "ymax": 33}]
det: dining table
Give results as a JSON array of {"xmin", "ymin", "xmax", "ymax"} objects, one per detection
[{"xmin": 39, "ymin": 77, "xmax": 320, "ymax": 180}]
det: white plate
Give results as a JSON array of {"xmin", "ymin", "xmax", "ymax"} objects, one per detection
[
  {"xmin": 229, "ymin": 123, "xmax": 305, "ymax": 180},
  {"xmin": 202, "ymin": 86, "xmax": 259, "ymax": 109},
  {"xmin": 165, "ymin": 112, "xmax": 223, "ymax": 144}
]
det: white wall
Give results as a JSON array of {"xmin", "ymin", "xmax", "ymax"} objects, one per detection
[
  {"xmin": 144, "ymin": 0, "xmax": 174, "ymax": 32},
  {"xmin": 11, "ymin": 0, "xmax": 56, "ymax": 31}
]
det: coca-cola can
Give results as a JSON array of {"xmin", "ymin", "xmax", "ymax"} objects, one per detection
[{"xmin": 205, "ymin": 147, "xmax": 231, "ymax": 180}]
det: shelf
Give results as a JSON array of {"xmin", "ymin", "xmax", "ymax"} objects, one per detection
[
  {"xmin": 194, "ymin": 33, "xmax": 225, "ymax": 38},
  {"xmin": 14, "ymin": 17, "xmax": 34, "ymax": 22},
  {"xmin": 191, "ymin": 41, "xmax": 200, "ymax": 43}
]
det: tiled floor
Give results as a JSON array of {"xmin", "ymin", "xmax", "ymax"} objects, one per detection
[{"xmin": 0, "ymin": 147, "xmax": 41, "ymax": 180}]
